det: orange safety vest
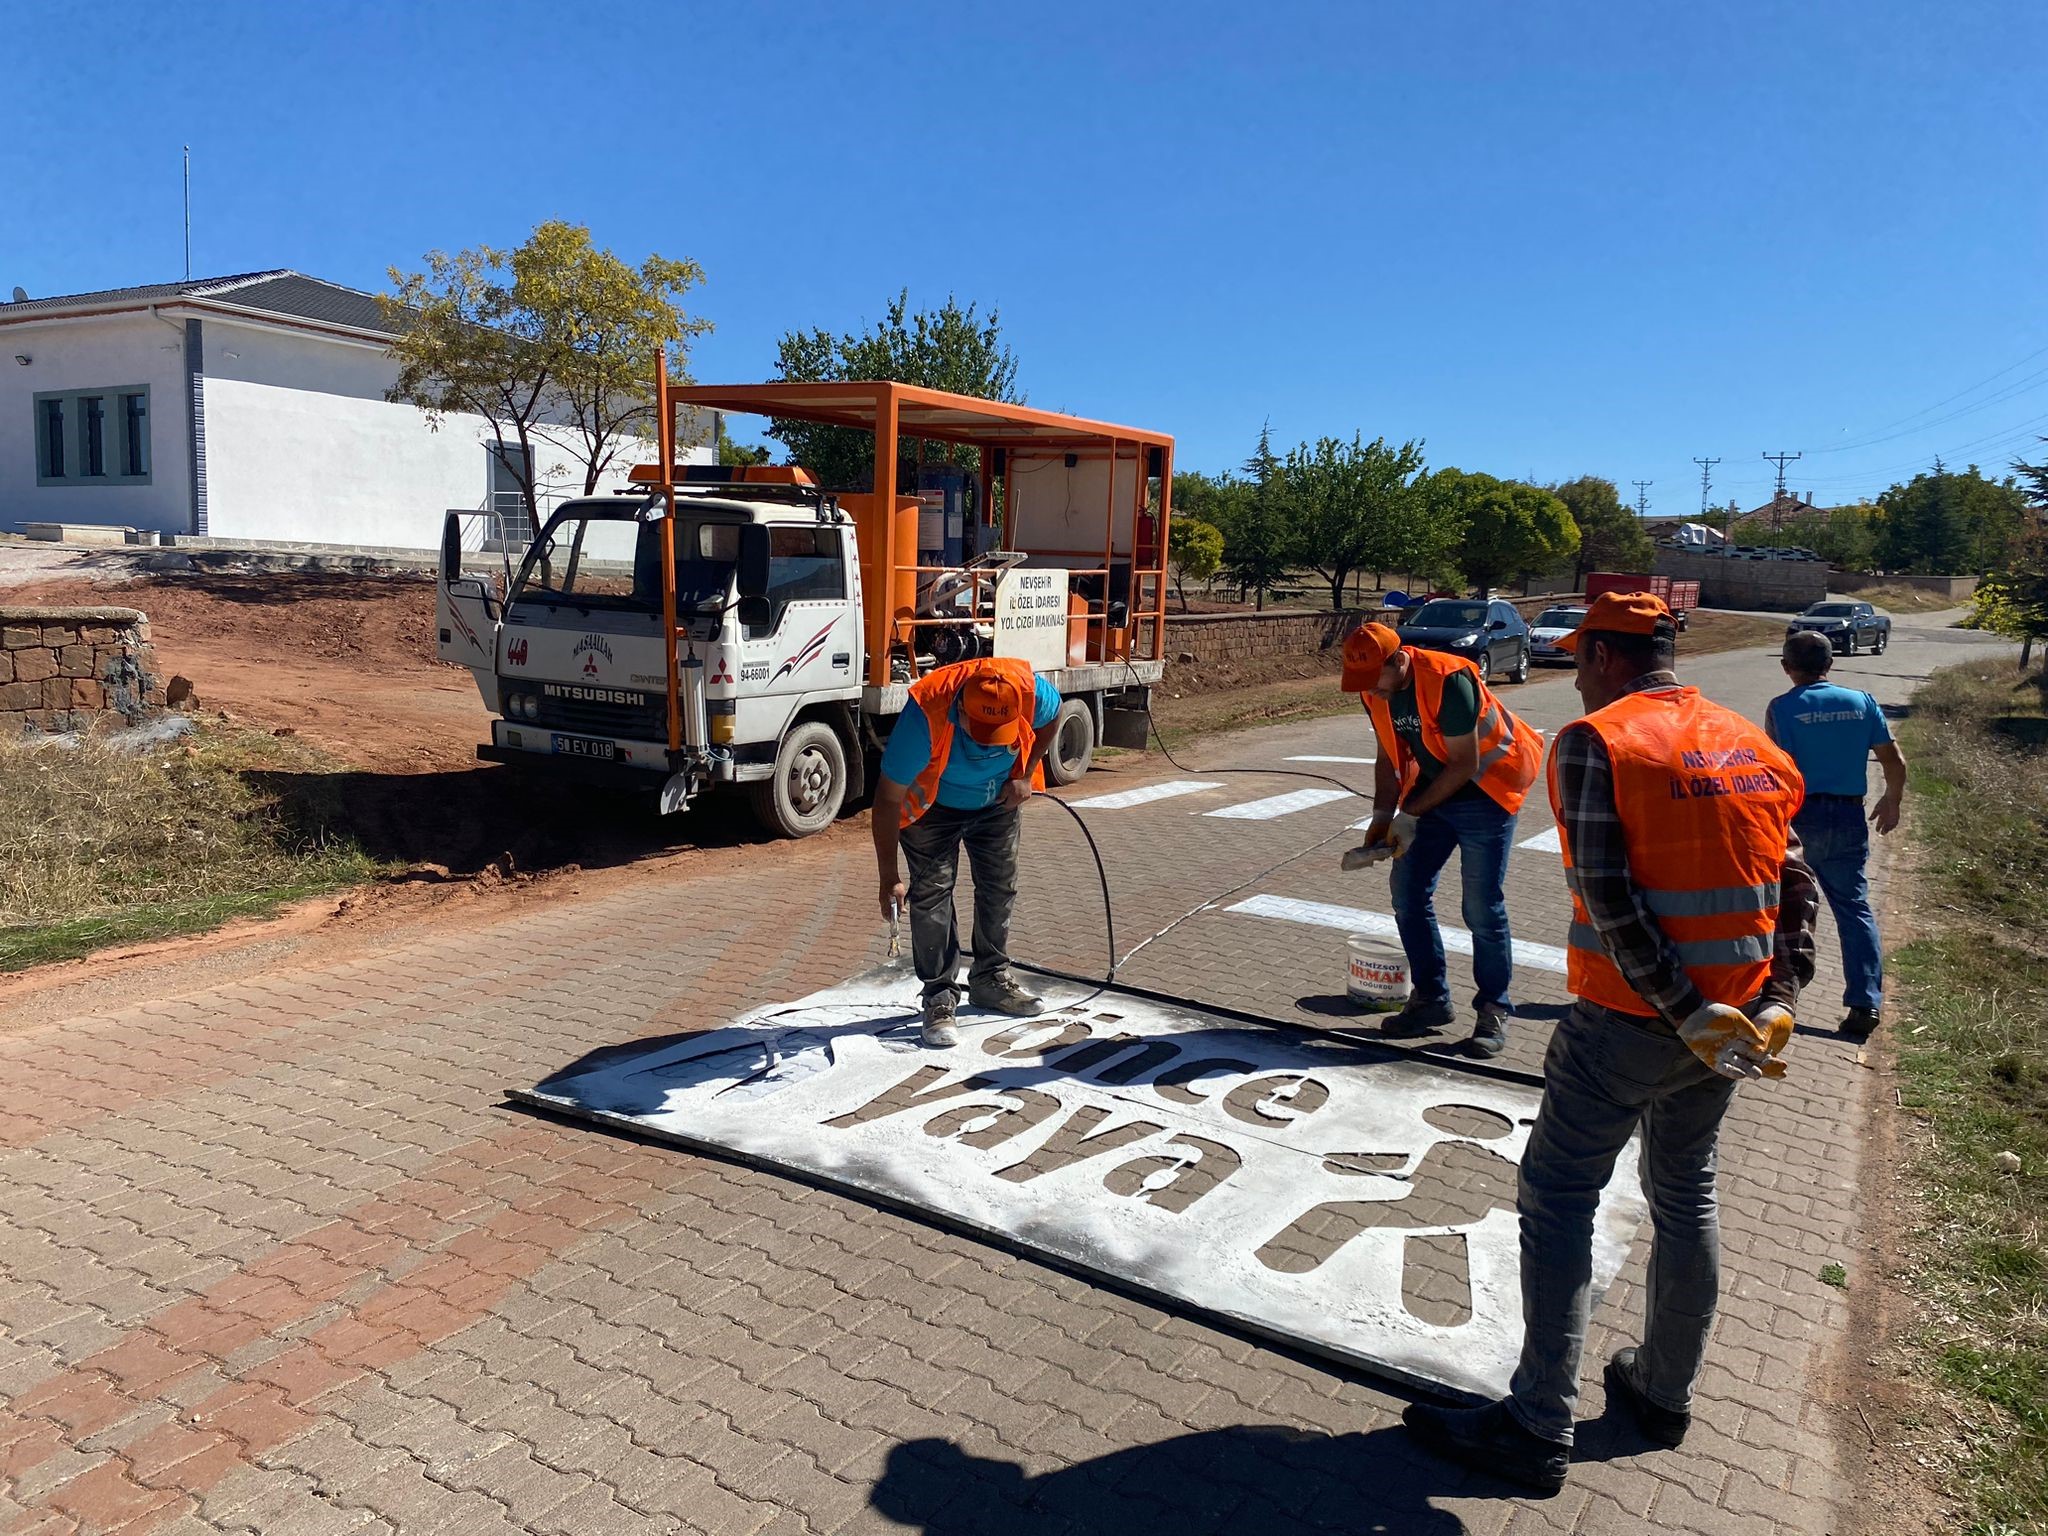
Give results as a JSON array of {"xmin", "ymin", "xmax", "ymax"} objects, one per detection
[
  {"xmin": 1551, "ymin": 686, "xmax": 1805, "ymax": 1016},
  {"xmin": 1363, "ymin": 648, "xmax": 1543, "ymax": 816},
  {"xmin": 899, "ymin": 657, "xmax": 1045, "ymax": 828}
]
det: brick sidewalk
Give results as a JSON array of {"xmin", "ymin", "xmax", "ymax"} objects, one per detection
[{"xmin": 0, "ymin": 634, "xmax": 1932, "ymax": 1536}]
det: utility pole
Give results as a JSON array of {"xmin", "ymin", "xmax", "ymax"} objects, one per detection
[
  {"xmin": 1631, "ymin": 480, "xmax": 1652, "ymax": 520},
  {"xmin": 1692, "ymin": 457, "xmax": 1720, "ymax": 520},
  {"xmin": 182, "ymin": 146, "xmax": 192, "ymax": 281},
  {"xmin": 1762, "ymin": 450, "xmax": 1801, "ymax": 532}
]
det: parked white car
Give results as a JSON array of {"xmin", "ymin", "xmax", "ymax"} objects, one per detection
[{"xmin": 1528, "ymin": 604, "xmax": 1587, "ymax": 665}]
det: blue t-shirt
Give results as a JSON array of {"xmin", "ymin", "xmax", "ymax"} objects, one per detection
[
  {"xmin": 1767, "ymin": 681, "xmax": 1893, "ymax": 796},
  {"xmin": 880, "ymin": 675, "xmax": 1063, "ymax": 810}
]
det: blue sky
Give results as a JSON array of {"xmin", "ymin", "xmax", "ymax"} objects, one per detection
[{"xmin": 6, "ymin": 0, "xmax": 2043, "ymax": 510}]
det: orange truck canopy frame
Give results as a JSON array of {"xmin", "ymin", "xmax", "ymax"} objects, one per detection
[{"xmin": 665, "ymin": 381, "xmax": 1176, "ymax": 689}]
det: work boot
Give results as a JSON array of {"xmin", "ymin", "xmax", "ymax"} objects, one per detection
[
  {"xmin": 1469, "ymin": 1005, "xmax": 1510, "ymax": 1059},
  {"xmin": 968, "ymin": 973, "xmax": 1043, "ymax": 1017},
  {"xmin": 1841, "ymin": 1007, "xmax": 1881, "ymax": 1040},
  {"xmin": 1604, "ymin": 1348, "xmax": 1690, "ymax": 1447},
  {"xmin": 1380, "ymin": 996, "xmax": 1456, "ymax": 1038},
  {"xmin": 1402, "ymin": 1399, "xmax": 1568, "ymax": 1495},
  {"xmin": 921, "ymin": 994, "xmax": 959, "ymax": 1048}
]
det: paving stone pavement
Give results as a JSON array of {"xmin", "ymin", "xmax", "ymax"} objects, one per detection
[{"xmin": 0, "ymin": 614, "xmax": 2004, "ymax": 1535}]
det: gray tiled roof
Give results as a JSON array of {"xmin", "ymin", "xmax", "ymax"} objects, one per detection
[{"xmin": 1, "ymin": 270, "xmax": 400, "ymax": 335}]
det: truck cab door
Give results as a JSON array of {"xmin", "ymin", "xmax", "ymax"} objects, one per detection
[
  {"xmin": 436, "ymin": 510, "xmax": 499, "ymax": 671},
  {"xmin": 735, "ymin": 526, "xmax": 861, "ymax": 721}
]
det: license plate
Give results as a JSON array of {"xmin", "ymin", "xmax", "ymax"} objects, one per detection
[{"xmin": 551, "ymin": 733, "xmax": 617, "ymax": 760}]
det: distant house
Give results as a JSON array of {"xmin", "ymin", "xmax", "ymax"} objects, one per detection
[
  {"xmin": 0, "ymin": 270, "xmax": 712, "ymax": 550},
  {"xmin": 1731, "ymin": 490, "xmax": 1823, "ymax": 539}
]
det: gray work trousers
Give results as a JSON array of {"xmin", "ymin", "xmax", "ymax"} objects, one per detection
[
  {"xmin": 900, "ymin": 803, "xmax": 1021, "ymax": 1005},
  {"xmin": 1506, "ymin": 999, "xmax": 1740, "ymax": 1446}
]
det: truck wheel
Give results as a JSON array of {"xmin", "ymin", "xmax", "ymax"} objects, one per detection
[
  {"xmin": 1874, "ymin": 629, "xmax": 1888, "ymax": 654},
  {"xmin": 750, "ymin": 720, "xmax": 846, "ymax": 838},
  {"xmin": 1043, "ymin": 698, "xmax": 1096, "ymax": 786}
]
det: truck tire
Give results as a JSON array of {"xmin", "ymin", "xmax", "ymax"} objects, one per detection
[
  {"xmin": 1043, "ymin": 697, "xmax": 1096, "ymax": 786},
  {"xmin": 750, "ymin": 720, "xmax": 847, "ymax": 838},
  {"xmin": 1873, "ymin": 628, "xmax": 1888, "ymax": 654}
]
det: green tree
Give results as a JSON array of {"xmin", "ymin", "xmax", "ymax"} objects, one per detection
[
  {"xmin": 1877, "ymin": 461, "xmax": 2028, "ymax": 573},
  {"xmin": 1225, "ymin": 424, "xmax": 1296, "ymax": 610},
  {"xmin": 1285, "ymin": 433, "xmax": 1430, "ymax": 609},
  {"xmin": 766, "ymin": 291, "xmax": 1019, "ymax": 490},
  {"xmin": 716, "ymin": 425, "xmax": 772, "ymax": 467},
  {"xmin": 1167, "ymin": 518, "xmax": 1224, "ymax": 611},
  {"xmin": 1425, "ymin": 470, "xmax": 1579, "ymax": 591},
  {"xmin": 384, "ymin": 221, "xmax": 712, "ymax": 523},
  {"xmin": 1750, "ymin": 501, "xmax": 1881, "ymax": 569},
  {"xmin": 1549, "ymin": 475, "xmax": 1653, "ymax": 578},
  {"xmin": 1976, "ymin": 448, "xmax": 2048, "ymax": 667}
]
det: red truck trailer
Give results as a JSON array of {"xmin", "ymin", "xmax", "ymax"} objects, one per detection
[{"xmin": 1583, "ymin": 572, "xmax": 1700, "ymax": 631}]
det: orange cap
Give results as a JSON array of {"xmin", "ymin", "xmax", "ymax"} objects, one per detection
[
  {"xmin": 960, "ymin": 669, "xmax": 1030, "ymax": 745},
  {"xmin": 1340, "ymin": 622, "xmax": 1402, "ymax": 691},
  {"xmin": 1558, "ymin": 591, "xmax": 1674, "ymax": 651}
]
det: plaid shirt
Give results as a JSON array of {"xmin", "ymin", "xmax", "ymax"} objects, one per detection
[{"xmin": 1552, "ymin": 672, "xmax": 1819, "ymax": 1023}]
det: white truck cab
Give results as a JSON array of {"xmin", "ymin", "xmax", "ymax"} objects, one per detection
[{"xmin": 437, "ymin": 464, "xmax": 1162, "ymax": 836}]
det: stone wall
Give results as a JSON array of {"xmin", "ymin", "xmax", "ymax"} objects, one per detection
[
  {"xmin": 1652, "ymin": 549, "xmax": 1827, "ymax": 611},
  {"xmin": 1165, "ymin": 595, "xmax": 1574, "ymax": 665},
  {"xmin": 1829, "ymin": 570, "xmax": 1979, "ymax": 601},
  {"xmin": 0, "ymin": 606, "xmax": 164, "ymax": 736}
]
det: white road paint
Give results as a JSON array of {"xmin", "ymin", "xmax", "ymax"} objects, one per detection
[
  {"xmin": 1203, "ymin": 788, "xmax": 1356, "ymax": 820},
  {"xmin": 1225, "ymin": 893, "xmax": 1571, "ymax": 974},
  {"xmin": 1066, "ymin": 779, "xmax": 1225, "ymax": 810},
  {"xmin": 522, "ymin": 966, "xmax": 1646, "ymax": 1402},
  {"xmin": 1285, "ymin": 755, "xmax": 1376, "ymax": 765},
  {"xmin": 1518, "ymin": 825, "xmax": 1562, "ymax": 853}
]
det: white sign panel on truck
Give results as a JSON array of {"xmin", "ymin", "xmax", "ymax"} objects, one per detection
[{"xmin": 992, "ymin": 566, "xmax": 1071, "ymax": 672}]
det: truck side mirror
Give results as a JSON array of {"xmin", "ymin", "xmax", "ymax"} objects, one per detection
[
  {"xmin": 441, "ymin": 512, "xmax": 463, "ymax": 583},
  {"xmin": 737, "ymin": 526, "xmax": 771, "ymax": 599}
]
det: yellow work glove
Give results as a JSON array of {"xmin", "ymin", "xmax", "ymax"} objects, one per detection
[
  {"xmin": 1751, "ymin": 1004, "xmax": 1795, "ymax": 1078},
  {"xmin": 1679, "ymin": 1002, "xmax": 1785, "ymax": 1081}
]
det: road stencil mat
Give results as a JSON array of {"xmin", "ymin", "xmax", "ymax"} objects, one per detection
[{"xmin": 518, "ymin": 969, "xmax": 1648, "ymax": 1400}]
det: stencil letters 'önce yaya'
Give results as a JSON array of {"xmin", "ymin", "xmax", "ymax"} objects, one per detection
[{"xmin": 520, "ymin": 970, "xmax": 1649, "ymax": 1400}]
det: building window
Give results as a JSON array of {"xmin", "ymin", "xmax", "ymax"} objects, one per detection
[
  {"xmin": 122, "ymin": 394, "xmax": 148, "ymax": 477},
  {"xmin": 81, "ymin": 396, "xmax": 106, "ymax": 477},
  {"xmin": 34, "ymin": 386, "xmax": 151, "ymax": 487},
  {"xmin": 40, "ymin": 398, "xmax": 65, "ymax": 479}
]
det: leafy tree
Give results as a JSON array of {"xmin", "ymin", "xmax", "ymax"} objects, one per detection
[
  {"xmin": 1285, "ymin": 434, "xmax": 1429, "ymax": 609},
  {"xmin": 1424, "ymin": 470, "xmax": 1579, "ymax": 591},
  {"xmin": 767, "ymin": 291, "xmax": 1019, "ymax": 491},
  {"xmin": 1549, "ymin": 475, "xmax": 1653, "ymax": 578},
  {"xmin": 1877, "ymin": 461, "xmax": 2028, "ymax": 573},
  {"xmin": 1167, "ymin": 518, "xmax": 1224, "ymax": 611},
  {"xmin": 716, "ymin": 425, "xmax": 772, "ymax": 467},
  {"xmin": 1976, "ymin": 448, "xmax": 2048, "ymax": 667},
  {"xmin": 385, "ymin": 221, "xmax": 712, "ymax": 525},
  {"xmin": 1750, "ymin": 501, "xmax": 1881, "ymax": 569},
  {"xmin": 1225, "ymin": 424, "xmax": 1296, "ymax": 610}
]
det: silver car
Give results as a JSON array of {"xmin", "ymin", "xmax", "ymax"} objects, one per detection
[{"xmin": 1528, "ymin": 605, "xmax": 1587, "ymax": 665}]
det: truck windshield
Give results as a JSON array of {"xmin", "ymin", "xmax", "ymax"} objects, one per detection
[{"xmin": 510, "ymin": 505, "xmax": 742, "ymax": 612}]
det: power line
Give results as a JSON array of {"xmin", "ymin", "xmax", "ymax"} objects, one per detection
[
  {"xmin": 1631, "ymin": 480, "xmax": 1652, "ymax": 519},
  {"xmin": 1692, "ymin": 457, "xmax": 1720, "ymax": 517},
  {"xmin": 1808, "ymin": 338, "xmax": 2048, "ymax": 452}
]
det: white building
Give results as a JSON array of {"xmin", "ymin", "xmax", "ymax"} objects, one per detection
[{"xmin": 0, "ymin": 270, "xmax": 712, "ymax": 550}]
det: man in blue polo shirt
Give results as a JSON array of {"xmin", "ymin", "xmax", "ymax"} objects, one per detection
[{"xmin": 1766, "ymin": 630, "xmax": 1907, "ymax": 1038}]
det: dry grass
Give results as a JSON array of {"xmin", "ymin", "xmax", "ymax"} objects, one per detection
[
  {"xmin": 0, "ymin": 723, "xmax": 379, "ymax": 970},
  {"xmin": 1856, "ymin": 584, "xmax": 1969, "ymax": 615}
]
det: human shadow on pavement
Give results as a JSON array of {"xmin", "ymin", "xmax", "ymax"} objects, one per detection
[{"xmin": 867, "ymin": 1425, "xmax": 1475, "ymax": 1535}]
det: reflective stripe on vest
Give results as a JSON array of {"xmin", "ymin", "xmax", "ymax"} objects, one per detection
[
  {"xmin": 1549, "ymin": 686, "xmax": 1804, "ymax": 1017},
  {"xmin": 1362, "ymin": 649, "xmax": 1543, "ymax": 816},
  {"xmin": 899, "ymin": 657, "xmax": 1043, "ymax": 828}
]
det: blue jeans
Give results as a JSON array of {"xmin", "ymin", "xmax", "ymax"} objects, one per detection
[
  {"xmin": 1389, "ymin": 792, "xmax": 1517, "ymax": 1011},
  {"xmin": 1793, "ymin": 796, "xmax": 1884, "ymax": 1011},
  {"xmin": 1507, "ymin": 1001, "xmax": 1739, "ymax": 1445}
]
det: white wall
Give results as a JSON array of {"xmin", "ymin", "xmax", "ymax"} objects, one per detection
[{"xmin": 0, "ymin": 313, "xmax": 193, "ymax": 535}]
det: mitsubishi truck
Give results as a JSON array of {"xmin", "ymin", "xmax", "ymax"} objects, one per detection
[{"xmin": 436, "ymin": 379, "xmax": 1174, "ymax": 837}]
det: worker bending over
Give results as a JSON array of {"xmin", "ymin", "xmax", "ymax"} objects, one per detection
[
  {"xmin": 1404, "ymin": 592, "xmax": 1818, "ymax": 1493},
  {"xmin": 1342, "ymin": 621, "xmax": 1543, "ymax": 1057},
  {"xmin": 1767, "ymin": 629, "xmax": 1906, "ymax": 1039},
  {"xmin": 872, "ymin": 657, "xmax": 1059, "ymax": 1047}
]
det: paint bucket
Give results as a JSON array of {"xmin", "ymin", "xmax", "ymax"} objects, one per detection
[{"xmin": 1346, "ymin": 934, "xmax": 1411, "ymax": 1013}]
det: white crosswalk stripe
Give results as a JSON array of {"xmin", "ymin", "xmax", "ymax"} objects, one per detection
[
  {"xmin": 1518, "ymin": 825, "xmax": 1562, "ymax": 852},
  {"xmin": 1285, "ymin": 755, "xmax": 1376, "ymax": 765},
  {"xmin": 1066, "ymin": 779, "xmax": 1225, "ymax": 810},
  {"xmin": 1224, "ymin": 893, "xmax": 1570, "ymax": 974},
  {"xmin": 1203, "ymin": 788, "xmax": 1357, "ymax": 821}
]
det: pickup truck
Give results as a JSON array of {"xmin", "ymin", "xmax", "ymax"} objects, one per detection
[{"xmin": 1786, "ymin": 600, "xmax": 1890, "ymax": 656}]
